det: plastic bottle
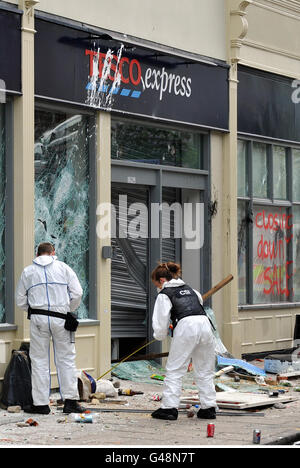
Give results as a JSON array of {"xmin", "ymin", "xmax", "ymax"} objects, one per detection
[
  {"xmin": 73, "ymin": 413, "xmax": 93, "ymax": 423},
  {"xmin": 118, "ymin": 389, "xmax": 144, "ymax": 396}
]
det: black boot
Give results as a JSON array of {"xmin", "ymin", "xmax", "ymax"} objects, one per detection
[
  {"xmin": 151, "ymin": 408, "xmax": 178, "ymax": 420},
  {"xmin": 63, "ymin": 399, "xmax": 86, "ymax": 414},
  {"xmin": 197, "ymin": 407, "xmax": 216, "ymax": 419},
  {"xmin": 24, "ymin": 405, "xmax": 51, "ymax": 415}
]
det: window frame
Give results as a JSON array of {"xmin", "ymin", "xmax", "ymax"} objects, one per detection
[
  {"xmin": 111, "ymin": 115, "xmax": 209, "ymax": 171},
  {"xmin": 238, "ymin": 136, "xmax": 300, "ymax": 309},
  {"xmin": 0, "ymin": 99, "xmax": 14, "ymax": 326}
]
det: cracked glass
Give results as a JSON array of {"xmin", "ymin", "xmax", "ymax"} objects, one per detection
[
  {"xmin": 34, "ymin": 109, "xmax": 90, "ymax": 318},
  {"xmin": 0, "ymin": 105, "xmax": 5, "ymax": 323}
]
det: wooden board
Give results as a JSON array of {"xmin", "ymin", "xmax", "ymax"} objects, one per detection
[
  {"xmin": 279, "ymin": 371, "xmax": 300, "ymax": 378},
  {"xmin": 180, "ymin": 392, "xmax": 298, "ymax": 410}
]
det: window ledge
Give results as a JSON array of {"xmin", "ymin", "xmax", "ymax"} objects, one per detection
[
  {"xmin": 0, "ymin": 321, "xmax": 100, "ymax": 331},
  {"xmin": 78, "ymin": 319, "xmax": 100, "ymax": 327},
  {"xmin": 239, "ymin": 303, "xmax": 300, "ymax": 311},
  {"xmin": 0, "ymin": 323, "xmax": 18, "ymax": 331}
]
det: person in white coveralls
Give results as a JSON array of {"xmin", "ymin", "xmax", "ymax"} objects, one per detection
[
  {"xmin": 151, "ymin": 262, "xmax": 217, "ymax": 421},
  {"xmin": 16, "ymin": 242, "xmax": 84, "ymax": 415}
]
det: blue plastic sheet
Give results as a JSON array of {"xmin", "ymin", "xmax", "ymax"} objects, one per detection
[{"xmin": 217, "ymin": 355, "xmax": 266, "ymax": 377}]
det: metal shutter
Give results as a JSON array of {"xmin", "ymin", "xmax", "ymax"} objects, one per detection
[
  {"xmin": 111, "ymin": 184, "xmax": 148, "ymax": 338},
  {"xmin": 111, "ymin": 184, "xmax": 179, "ymax": 339},
  {"xmin": 162, "ymin": 187, "xmax": 179, "ymax": 263}
]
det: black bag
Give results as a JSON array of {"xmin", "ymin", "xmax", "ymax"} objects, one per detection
[
  {"xmin": 64, "ymin": 312, "xmax": 79, "ymax": 332},
  {"xmin": 0, "ymin": 349, "xmax": 33, "ymax": 410}
]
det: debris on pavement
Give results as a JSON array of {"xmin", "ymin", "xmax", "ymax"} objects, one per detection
[
  {"xmin": 7, "ymin": 406, "xmax": 22, "ymax": 413},
  {"xmin": 217, "ymin": 355, "xmax": 267, "ymax": 377}
]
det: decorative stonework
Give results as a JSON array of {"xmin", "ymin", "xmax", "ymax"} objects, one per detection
[
  {"xmin": 254, "ymin": 0, "xmax": 300, "ymax": 17},
  {"xmin": 228, "ymin": 0, "xmax": 253, "ymax": 64}
]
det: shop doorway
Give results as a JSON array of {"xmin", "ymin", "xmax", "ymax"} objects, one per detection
[{"xmin": 111, "ymin": 182, "xmax": 181, "ymax": 360}]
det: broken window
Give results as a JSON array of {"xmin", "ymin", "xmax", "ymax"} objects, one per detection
[
  {"xmin": 34, "ymin": 109, "xmax": 91, "ymax": 319},
  {"xmin": 0, "ymin": 105, "xmax": 5, "ymax": 323}
]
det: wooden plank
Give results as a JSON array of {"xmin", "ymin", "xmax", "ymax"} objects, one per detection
[
  {"xmin": 278, "ymin": 371, "xmax": 300, "ymax": 378},
  {"xmin": 180, "ymin": 392, "xmax": 298, "ymax": 410}
]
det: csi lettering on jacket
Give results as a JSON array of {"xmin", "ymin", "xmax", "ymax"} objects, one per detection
[{"xmin": 16, "ymin": 255, "xmax": 83, "ymax": 314}]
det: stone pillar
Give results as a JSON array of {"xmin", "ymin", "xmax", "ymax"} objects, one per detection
[
  {"xmin": 95, "ymin": 110, "xmax": 112, "ymax": 377},
  {"xmin": 222, "ymin": 0, "xmax": 252, "ymax": 357},
  {"xmin": 13, "ymin": 1, "xmax": 38, "ymax": 346}
]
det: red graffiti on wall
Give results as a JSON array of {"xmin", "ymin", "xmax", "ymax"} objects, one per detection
[{"xmin": 255, "ymin": 209, "xmax": 293, "ymax": 298}]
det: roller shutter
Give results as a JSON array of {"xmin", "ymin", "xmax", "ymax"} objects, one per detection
[
  {"xmin": 111, "ymin": 184, "xmax": 179, "ymax": 338},
  {"xmin": 111, "ymin": 184, "xmax": 148, "ymax": 338}
]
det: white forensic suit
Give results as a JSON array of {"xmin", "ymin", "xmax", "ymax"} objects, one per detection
[
  {"xmin": 152, "ymin": 278, "xmax": 217, "ymax": 410},
  {"xmin": 16, "ymin": 255, "xmax": 83, "ymax": 406}
]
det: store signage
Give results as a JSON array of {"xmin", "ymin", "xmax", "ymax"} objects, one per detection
[
  {"xmin": 0, "ymin": 9, "xmax": 21, "ymax": 95},
  {"xmin": 35, "ymin": 19, "xmax": 229, "ymax": 130},
  {"xmin": 85, "ymin": 48, "xmax": 192, "ymax": 103},
  {"xmin": 238, "ymin": 66, "xmax": 300, "ymax": 143}
]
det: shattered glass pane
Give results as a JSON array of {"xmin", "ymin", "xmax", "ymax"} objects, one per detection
[
  {"xmin": 253, "ymin": 205, "xmax": 290, "ymax": 304},
  {"xmin": 252, "ymin": 142, "xmax": 268, "ymax": 199},
  {"xmin": 238, "ymin": 201, "xmax": 248, "ymax": 304},
  {"xmin": 293, "ymin": 206, "xmax": 300, "ymax": 301},
  {"xmin": 34, "ymin": 110, "xmax": 90, "ymax": 319},
  {"xmin": 293, "ymin": 149, "xmax": 300, "ymax": 202},
  {"xmin": 111, "ymin": 120, "xmax": 203, "ymax": 169},
  {"xmin": 0, "ymin": 105, "xmax": 5, "ymax": 323},
  {"xmin": 273, "ymin": 146, "xmax": 287, "ymax": 200},
  {"xmin": 237, "ymin": 140, "xmax": 248, "ymax": 197}
]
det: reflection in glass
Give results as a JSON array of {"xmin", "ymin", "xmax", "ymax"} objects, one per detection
[
  {"xmin": 273, "ymin": 146, "xmax": 287, "ymax": 200},
  {"xmin": 0, "ymin": 105, "xmax": 5, "ymax": 322},
  {"xmin": 237, "ymin": 140, "xmax": 248, "ymax": 197},
  {"xmin": 111, "ymin": 120, "xmax": 203, "ymax": 169},
  {"xmin": 252, "ymin": 142, "xmax": 268, "ymax": 198},
  {"xmin": 253, "ymin": 205, "xmax": 290, "ymax": 304},
  {"xmin": 238, "ymin": 201, "xmax": 248, "ymax": 304},
  {"xmin": 34, "ymin": 110, "xmax": 90, "ymax": 319},
  {"xmin": 293, "ymin": 149, "xmax": 300, "ymax": 202}
]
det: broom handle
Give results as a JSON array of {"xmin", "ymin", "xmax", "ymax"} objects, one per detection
[
  {"xmin": 97, "ymin": 274, "xmax": 234, "ymax": 381},
  {"xmin": 202, "ymin": 274, "xmax": 234, "ymax": 302}
]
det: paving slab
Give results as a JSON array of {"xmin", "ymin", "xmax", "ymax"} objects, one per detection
[{"xmin": 0, "ymin": 374, "xmax": 299, "ymax": 447}]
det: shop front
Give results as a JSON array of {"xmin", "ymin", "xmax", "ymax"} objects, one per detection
[
  {"xmin": 237, "ymin": 65, "xmax": 300, "ymax": 356},
  {"xmin": 0, "ymin": 6, "xmax": 230, "ymax": 383},
  {"xmin": 32, "ymin": 16, "xmax": 230, "ymax": 365}
]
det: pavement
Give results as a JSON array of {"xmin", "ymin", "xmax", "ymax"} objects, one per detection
[{"xmin": 0, "ymin": 369, "xmax": 300, "ymax": 448}]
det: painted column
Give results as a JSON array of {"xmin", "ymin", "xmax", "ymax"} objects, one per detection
[
  {"xmin": 95, "ymin": 110, "xmax": 112, "ymax": 377},
  {"xmin": 222, "ymin": 0, "xmax": 252, "ymax": 356},
  {"xmin": 13, "ymin": 1, "xmax": 38, "ymax": 347}
]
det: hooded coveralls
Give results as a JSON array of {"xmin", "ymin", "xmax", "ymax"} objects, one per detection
[
  {"xmin": 152, "ymin": 278, "xmax": 217, "ymax": 410},
  {"xmin": 16, "ymin": 255, "xmax": 83, "ymax": 406}
]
